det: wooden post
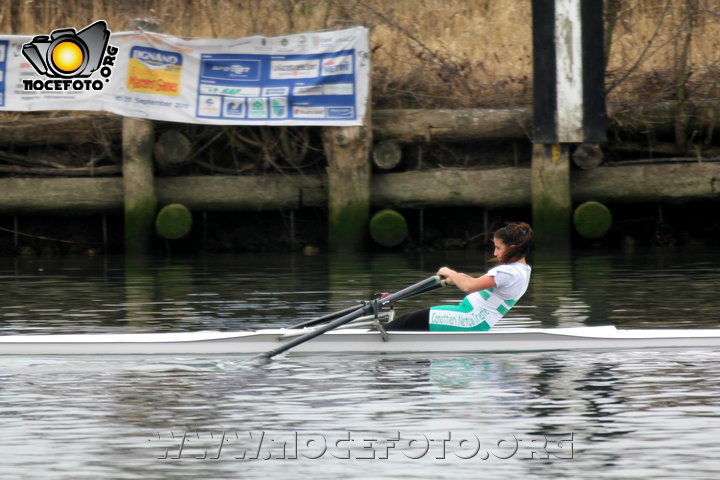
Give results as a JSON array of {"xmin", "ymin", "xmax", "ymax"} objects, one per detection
[
  {"xmin": 154, "ymin": 130, "xmax": 192, "ymax": 173},
  {"xmin": 322, "ymin": 121, "xmax": 372, "ymax": 252},
  {"xmin": 531, "ymin": 0, "xmax": 605, "ymax": 250},
  {"xmin": 122, "ymin": 116, "xmax": 156, "ymax": 256},
  {"xmin": 572, "ymin": 143, "xmax": 604, "ymax": 169},
  {"xmin": 372, "ymin": 140, "xmax": 402, "ymax": 170},
  {"xmin": 531, "ymin": 144, "xmax": 571, "ymax": 250},
  {"xmin": 122, "ymin": 19, "xmax": 160, "ymax": 255}
]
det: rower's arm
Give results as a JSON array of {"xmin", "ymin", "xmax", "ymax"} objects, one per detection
[{"xmin": 437, "ymin": 267, "xmax": 497, "ymax": 293}]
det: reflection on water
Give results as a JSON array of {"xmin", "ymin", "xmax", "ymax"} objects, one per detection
[
  {"xmin": 2, "ymin": 349, "xmax": 720, "ymax": 479},
  {"xmin": 1, "ymin": 249, "xmax": 720, "ymax": 478},
  {"xmin": 1, "ymin": 248, "xmax": 719, "ymax": 334}
]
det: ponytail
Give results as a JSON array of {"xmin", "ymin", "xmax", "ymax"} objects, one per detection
[{"xmin": 493, "ymin": 222, "xmax": 533, "ymax": 263}]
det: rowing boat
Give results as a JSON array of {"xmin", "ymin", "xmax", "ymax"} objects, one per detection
[{"xmin": 1, "ymin": 325, "xmax": 720, "ymax": 355}]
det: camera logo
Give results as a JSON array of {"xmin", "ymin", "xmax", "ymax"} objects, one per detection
[{"xmin": 22, "ymin": 20, "xmax": 118, "ymax": 92}]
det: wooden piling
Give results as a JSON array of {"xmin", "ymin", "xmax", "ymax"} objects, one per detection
[
  {"xmin": 122, "ymin": 117, "xmax": 156, "ymax": 255},
  {"xmin": 531, "ymin": 0, "xmax": 606, "ymax": 250},
  {"xmin": 122, "ymin": 19, "xmax": 161, "ymax": 256},
  {"xmin": 322, "ymin": 123, "xmax": 373, "ymax": 252},
  {"xmin": 531, "ymin": 144, "xmax": 572, "ymax": 250}
]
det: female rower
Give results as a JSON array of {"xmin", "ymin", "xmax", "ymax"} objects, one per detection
[{"xmin": 385, "ymin": 222, "xmax": 533, "ymax": 331}]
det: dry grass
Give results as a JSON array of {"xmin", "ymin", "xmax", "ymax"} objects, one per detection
[{"xmin": 1, "ymin": 0, "xmax": 719, "ymax": 108}]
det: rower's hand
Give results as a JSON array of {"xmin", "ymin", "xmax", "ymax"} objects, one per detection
[{"xmin": 437, "ymin": 267, "xmax": 456, "ymax": 284}]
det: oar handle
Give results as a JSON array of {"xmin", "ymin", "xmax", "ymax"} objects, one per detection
[{"xmin": 377, "ymin": 275, "xmax": 444, "ymax": 307}]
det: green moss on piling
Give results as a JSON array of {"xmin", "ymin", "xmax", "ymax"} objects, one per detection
[
  {"xmin": 328, "ymin": 204, "xmax": 369, "ymax": 252},
  {"xmin": 369, "ymin": 209, "xmax": 408, "ymax": 247},
  {"xmin": 574, "ymin": 201, "xmax": 613, "ymax": 239},
  {"xmin": 155, "ymin": 203, "xmax": 193, "ymax": 240},
  {"xmin": 124, "ymin": 196, "xmax": 157, "ymax": 254}
]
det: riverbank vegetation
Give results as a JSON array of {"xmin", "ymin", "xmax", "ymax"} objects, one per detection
[
  {"xmin": 1, "ymin": 0, "xmax": 718, "ymax": 108},
  {"xmin": 1, "ymin": 0, "xmax": 720, "ymax": 254}
]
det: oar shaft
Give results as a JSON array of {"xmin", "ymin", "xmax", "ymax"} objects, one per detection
[
  {"xmin": 377, "ymin": 275, "xmax": 443, "ymax": 307},
  {"xmin": 255, "ymin": 305, "xmax": 370, "ymax": 360},
  {"xmin": 288, "ymin": 304, "xmax": 365, "ymax": 329},
  {"xmin": 289, "ymin": 276, "xmax": 443, "ymax": 329}
]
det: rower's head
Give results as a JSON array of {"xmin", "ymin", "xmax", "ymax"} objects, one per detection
[{"xmin": 493, "ymin": 222, "xmax": 533, "ymax": 263}]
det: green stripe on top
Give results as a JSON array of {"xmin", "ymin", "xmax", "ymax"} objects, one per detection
[
  {"xmin": 479, "ymin": 289, "xmax": 493, "ymax": 300},
  {"xmin": 496, "ymin": 299, "xmax": 518, "ymax": 316}
]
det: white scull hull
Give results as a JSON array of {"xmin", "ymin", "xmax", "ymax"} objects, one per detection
[{"xmin": 1, "ymin": 326, "xmax": 720, "ymax": 355}]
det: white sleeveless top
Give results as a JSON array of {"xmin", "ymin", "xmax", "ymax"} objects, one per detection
[{"xmin": 429, "ymin": 263, "xmax": 531, "ymax": 331}]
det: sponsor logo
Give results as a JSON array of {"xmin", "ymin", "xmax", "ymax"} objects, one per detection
[
  {"xmin": 229, "ymin": 39, "xmax": 253, "ymax": 48},
  {"xmin": 321, "ymin": 55, "xmax": 352, "ymax": 76},
  {"xmin": 213, "ymin": 64, "xmax": 250, "ymax": 75},
  {"xmin": 262, "ymin": 86, "xmax": 289, "ymax": 97},
  {"xmin": 127, "ymin": 46, "xmax": 182, "ymax": 96},
  {"xmin": 312, "ymin": 36, "xmax": 333, "ymax": 48},
  {"xmin": 247, "ymin": 97, "xmax": 268, "ymax": 118},
  {"xmin": 270, "ymin": 59, "xmax": 319, "ymax": 80},
  {"xmin": 200, "ymin": 84, "xmax": 260, "ymax": 97},
  {"xmin": 201, "ymin": 58, "xmax": 261, "ymax": 82},
  {"xmin": 131, "ymin": 47, "xmax": 181, "ymax": 68},
  {"xmin": 197, "ymin": 95, "xmax": 221, "ymax": 117},
  {"xmin": 224, "ymin": 98, "xmax": 246, "ymax": 117},
  {"xmin": 253, "ymin": 38, "xmax": 272, "ymax": 52},
  {"xmin": 270, "ymin": 97, "xmax": 288, "ymax": 119},
  {"xmin": 327, "ymin": 107, "xmax": 354, "ymax": 118},
  {"xmin": 323, "ymin": 83, "xmax": 353, "ymax": 95},
  {"xmin": 293, "ymin": 106, "xmax": 325, "ymax": 118},
  {"xmin": 21, "ymin": 20, "xmax": 117, "ymax": 92},
  {"xmin": 293, "ymin": 85, "xmax": 324, "ymax": 96}
]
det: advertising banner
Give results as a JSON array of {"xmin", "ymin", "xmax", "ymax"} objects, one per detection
[{"xmin": 0, "ymin": 23, "xmax": 369, "ymax": 126}]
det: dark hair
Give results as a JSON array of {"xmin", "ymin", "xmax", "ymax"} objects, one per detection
[{"xmin": 493, "ymin": 222, "xmax": 533, "ymax": 263}]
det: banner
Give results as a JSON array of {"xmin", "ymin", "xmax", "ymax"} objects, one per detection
[{"xmin": 0, "ymin": 24, "xmax": 369, "ymax": 126}]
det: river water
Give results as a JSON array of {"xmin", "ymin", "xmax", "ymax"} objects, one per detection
[{"xmin": 1, "ymin": 249, "xmax": 719, "ymax": 479}]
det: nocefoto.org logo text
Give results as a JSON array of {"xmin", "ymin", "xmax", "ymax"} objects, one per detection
[{"xmin": 21, "ymin": 20, "xmax": 118, "ymax": 91}]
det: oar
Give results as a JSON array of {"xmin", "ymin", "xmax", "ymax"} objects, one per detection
[
  {"xmin": 288, "ymin": 276, "xmax": 446, "ymax": 330},
  {"xmin": 288, "ymin": 304, "xmax": 366, "ymax": 329},
  {"xmin": 251, "ymin": 275, "xmax": 444, "ymax": 362}
]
